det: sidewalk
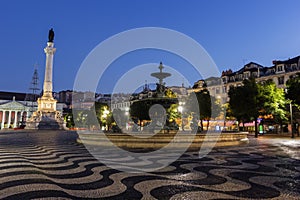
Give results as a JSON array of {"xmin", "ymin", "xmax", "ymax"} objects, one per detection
[{"xmin": 248, "ymin": 132, "xmax": 300, "ymax": 139}]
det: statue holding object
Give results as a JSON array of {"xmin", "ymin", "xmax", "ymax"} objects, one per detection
[{"xmin": 48, "ymin": 28, "xmax": 54, "ymax": 42}]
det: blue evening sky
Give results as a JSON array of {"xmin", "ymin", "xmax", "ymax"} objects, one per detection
[{"xmin": 0, "ymin": 0, "xmax": 300, "ymax": 94}]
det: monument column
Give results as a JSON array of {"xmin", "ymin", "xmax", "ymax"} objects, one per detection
[
  {"xmin": 43, "ymin": 42, "xmax": 56, "ymax": 98},
  {"xmin": 26, "ymin": 28, "xmax": 64, "ymax": 130},
  {"xmin": 37, "ymin": 28, "xmax": 57, "ymax": 112}
]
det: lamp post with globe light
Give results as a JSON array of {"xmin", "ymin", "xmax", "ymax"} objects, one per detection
[
  {"xmin": 101, "ymin": 109, "xmax": 110, "ymax": 131},
  {"xmin": 125, "ymin": 107, "xmax": 130, "ymax": 130},
  {"xmin": 178, "ymin": 102, "xmax": 185, "ymax": 131},
  {"xmin": 285, "ymin": 88, "xmax": 294, "ymax": 138},
  {"xmin": 290, "ymin": 102, "xmax": 294, "ymax": 138}
]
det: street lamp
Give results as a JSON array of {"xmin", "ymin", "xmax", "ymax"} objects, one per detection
[
  {"xmin": 290, "ymin": 102, "xmax": 294, "ymax": 138},
  {"xmin": 285, "ymin": 88, "xmax": 294, "ymax": 138},
  {"xmin": 82, "ymin": 113, "xmax": 87, "ymax": 128},
  {"xmin": 101, "ymin": 109, "xmax": 110, "ymax": 131},
  {"xmin": 124, "ymin": 107, "xmax": 130, "ymax": 130},
  {"xmin": 125, "ymin": 107, "xmax": 129, "ymax": 116},
  {"xmin": 178, "ymin": 102, "xmax": 185, "ymax": 131}
]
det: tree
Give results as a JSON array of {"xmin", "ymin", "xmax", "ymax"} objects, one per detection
[
  {"xmin": 211, "ymin": 95, "xmax": 222, "ymax": 119},
  {"xmin": 286, "ymin": 74, "xmax": 300, "ymax": 135},
  {"xmin": 194, "ymin": 89, "xmax": 222, "ymax": 130},
  {"xmin": 112, "ymin": 108, "xmax": 127, "ymax": 130},
  {"xmin": 165, "ymin": 88, "xmax": 177, "ymax": 98},
  {"xmin": 228, "ymin": 85, "xmax": 248, "ymax": 125},
  {"xmin": 84, "ymin": 109, "xmax": 99, "ymax": 130},
  {"xmin": 64, "ymin": 113, "xmax": 75, "ymax": 128},
  {"xmin": 166, "ymin": 103, "xmax": 180, "ymax": 130},
  {"xmin": 286, "ymin": 73, "xmax": 300, "ymax": 107},
  {"xmin": 222, "ymin": 103, "xmax": 237, "ymax": 130},
  {"xmin": 73, "ymin": 108, "xmax": 99, "ymax": 130},
  {"xmin": 257, "ymin": 80, "xmax": 287, "ymax": 131},
  {"xmin": 94, "ymin": 102, "xmax": 109, "ymax": 123},
  {"xmin": 129, "ymin": 98, "xmax": 178, "ymax": 130},
  {"xmin": 185, "ymin": 89, "xmax": 221, "ymax": 131},
  {"xmin": 93, "ymin": 102, "xmax": 114, "ymax": 130},
  {"xmin": 73, "ymin": 110, "xmax": 86, "ymax": 128},
  {"xmin": 229, "ymin": 78, "xmax": 259, "ymax": 137},
  {"xmin": 196, "ymin": 89, "xmax": 211, "ymax": 130},
  {"xmin": 105, "ymin": 112, "xmax": 114, "ymax": 131},
  {"xmin": 167, "ymin": 104, "xmax": 180, "ymax": 122},
  {"xmin": 229, "ymin": 78, "xmax": 289, "ymax": 137},
  {"xmin": 130, "ymin": 100, "xmax": 151, "ymax": 127}
]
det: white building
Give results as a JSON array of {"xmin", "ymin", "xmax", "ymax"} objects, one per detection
[
  {"xmin": 0, "ymin": 98, "xmax": 33, "ymax": 129},
  {"xmin": 0, "ymin": 91, "xmax": 65, "ymax": 129}
]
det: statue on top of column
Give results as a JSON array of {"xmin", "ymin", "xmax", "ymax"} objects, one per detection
[{"xmin": 48, "ymin": 28, "xmax": 54, "ymax": 42}]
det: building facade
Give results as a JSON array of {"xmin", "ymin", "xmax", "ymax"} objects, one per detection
[
  {"xmin": 191, "ymin": 56, "xmax": 300, "ymax": 104},
  {"xmin": 0, "ymin": 98, "xmax": 32, "ymax": 129},
  {"xmin": 0, "ymin": 92, "xmax": 35, "ymax": 129},
  {"xmin": 0, "ymin": 91, "xmax": 65, "ymax": 129}
]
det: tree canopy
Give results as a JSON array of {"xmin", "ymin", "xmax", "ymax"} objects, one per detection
[
  {"xmin": 229, "ymin": 78, "xmax": 259, "ymax": 136},
  {"xmin": 286, "ymin": 73, "xmax": 300, "ymax": 107},
  {"xmin": 286, "ymin": 74, "xmax": 300, "ymax": 129},
  {"xmin": 229, "ymin": 78, "xmax": 289, "ymax": 137},
  {"xmin": 129, "ymin": 98, "xmax": 178, "ymax": 128},
  {"xmin": 186, "ymin": 89, "xmax": 221, "ymax": 130},
  {"xmin": 229, "ymin": 79, "xmax": 259, "ymax": 121},
  {"xmin": 257, "ymin": 80, "xmax": 287, "ymax": 124},
  {"xmin": 130, "ymin": 100, "xmax": 151, "ymax": 123}
]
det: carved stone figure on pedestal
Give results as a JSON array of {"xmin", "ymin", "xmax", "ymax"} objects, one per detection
[{"xmin": 156, "ymin": 83, "xmax": 166, "ymax": 96}]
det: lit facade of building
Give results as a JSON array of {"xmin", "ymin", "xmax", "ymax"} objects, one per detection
[
  {"xmin": 0, "ymin": 99, "xmax": 31, "ymax": 129},
  {"xmin": 0, "ymin": 91, "xmax": 65, "ymax": 129},
  {"xmin": 191, "ymin": 56, "xmax": 300, "ymax": 104}
]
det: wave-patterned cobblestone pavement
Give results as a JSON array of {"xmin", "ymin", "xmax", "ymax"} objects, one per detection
[{"xmin": 0, "ymin": 131, "xmax": 299, "ymax": 199}]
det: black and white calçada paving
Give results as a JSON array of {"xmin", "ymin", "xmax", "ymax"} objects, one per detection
[{"xmin": 0, "ymin": 131, "xmax": 299, "ymax": 199}]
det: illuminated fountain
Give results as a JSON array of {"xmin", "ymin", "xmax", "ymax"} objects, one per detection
[{"xmin": 151, "ymin": 62, "xmax": 171, "ymax": 97}]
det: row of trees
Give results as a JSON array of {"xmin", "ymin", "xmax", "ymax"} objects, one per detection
[
  {"xmin": 185, "ymin": 89, "xmax": 221, "ymax": 131},
  {"xmin": 186, "ymin": 74, "xmax": 300, "ymax": 136},
  {"xmin": 64, "ymin": 74, "xmax": 300, "ymax": 135},
  {"xmin": 228, "ymin": 74, "xmax": 300, "ymax": 137},
  {"xmin": 66, "ymin": 102, "xmax": 114, "ymax": 130},
  {"xmin": 129, "ymin": 98, "xmax": 179, "ymax": 131},
  {"xmin": 228, "ymin": 79, "xmax": 286, "ymax": 137}
]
